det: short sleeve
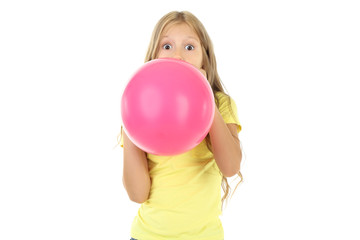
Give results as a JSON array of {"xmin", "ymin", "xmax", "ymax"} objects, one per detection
[
  {"xmin": 215, "ymin": 92, "xmax": 241, "ymax": 133},
  {"xmin": 119, "ymin": 126, "xmax": 124, "ymax": 148}
]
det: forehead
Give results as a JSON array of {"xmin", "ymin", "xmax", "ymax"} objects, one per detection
[{"xmin": 161, "ymin": 22, "xmax": 200, "ymax": 40}]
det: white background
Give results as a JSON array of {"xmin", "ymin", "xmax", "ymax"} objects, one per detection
[{"xmin": 1, "ymin": 0, "xmax": 359, "ymax": 239}]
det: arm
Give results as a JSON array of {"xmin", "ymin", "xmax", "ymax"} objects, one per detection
[
  {"xmin": 122, "ymin": 129, "xmax": 151, "ymax": 203},
  {"xmin": 209, "ymin": 107, "xmax": 242, "ymax": 177}
]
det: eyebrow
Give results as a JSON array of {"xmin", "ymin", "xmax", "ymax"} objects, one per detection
[{"xmin": 161, "ymin": 35, "xmax": 200, "ymax": 42}]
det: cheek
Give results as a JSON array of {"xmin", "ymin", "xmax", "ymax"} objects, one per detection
[
  {"xmin": 155, "ymin": 49, "xmax": 161, "ymax": 58},
  {"xmin": 193, "ymin": 52, "xmax": 204, "ymax": 69},
  {"xmin": 157, "ymin": 49, "xmax": 169, "ymax": 58},
  {"xmin": 199, "ymin": 55, "xmax": 204, "ymax": 68}
]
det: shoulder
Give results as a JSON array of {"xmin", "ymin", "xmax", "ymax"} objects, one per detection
[
  {"xmin": 214, "ymin": 91, "xmax": 236, "ymax": 108},
  {"xmin": 214, "ymin": 91, "xmax": 241, "ymax": 133},
  {"xmin": 215, "ymin": 91, "xmax": 227, "ymax": 100}
]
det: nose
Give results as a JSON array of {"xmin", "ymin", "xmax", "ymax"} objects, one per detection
[{"xmin": 172, "ymin": 49, "xmax": 183, "ymax": 60}]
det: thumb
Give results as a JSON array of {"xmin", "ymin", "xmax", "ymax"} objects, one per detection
[{"xmin": 199, "ymin": 69, "xmax": 207, "ymax": 79}]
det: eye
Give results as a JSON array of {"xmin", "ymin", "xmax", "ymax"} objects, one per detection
[
  {"xmin": 163, "ymin": 44, "xmax": 172, "ymax": 50},
  {"xmin": 185, "ymin": 44, "xmax": 195, "ymax": 51}
]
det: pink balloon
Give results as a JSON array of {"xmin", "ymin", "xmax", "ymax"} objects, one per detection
[{"xmin": 121, "ymin": 58, "xmax": 215, "ymax": 156}]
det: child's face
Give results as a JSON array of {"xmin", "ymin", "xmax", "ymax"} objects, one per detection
[{"xmin": 157, "ymin": 23, "xmax": 203, "ymax": 70}]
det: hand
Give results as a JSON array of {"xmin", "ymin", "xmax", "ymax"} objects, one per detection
[{"xmin": 199, "ymin": 68, "xmax": 207, "ymax": 79}]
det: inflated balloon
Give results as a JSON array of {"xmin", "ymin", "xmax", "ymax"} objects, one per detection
[{"xmin": 121, "ymin": 58, "xmax": 215, "ymax": 156}]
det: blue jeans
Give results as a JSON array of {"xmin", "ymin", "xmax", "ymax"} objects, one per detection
[{"xmin": 130, "ymin": 238, "xmax": 137, "ymax": 240}]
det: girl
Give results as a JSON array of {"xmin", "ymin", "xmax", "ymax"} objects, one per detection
[{"xmin": 119, "ymin": 11, "xmax": 243, "ymax": 240}]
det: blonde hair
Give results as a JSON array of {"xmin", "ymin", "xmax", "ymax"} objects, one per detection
[{"xmin": 145, "ymin": 11, "xmax": 243, "ymax": 210}]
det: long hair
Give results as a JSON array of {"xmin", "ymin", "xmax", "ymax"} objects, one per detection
[{"xmin": 144, "ymin": 11, "xmax": 243, "ymax": 210}]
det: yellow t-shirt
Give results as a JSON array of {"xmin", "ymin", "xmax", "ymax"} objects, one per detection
[{"xmin": 121, "ymin": 92, "xmax": 241, "ymax": 240}]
